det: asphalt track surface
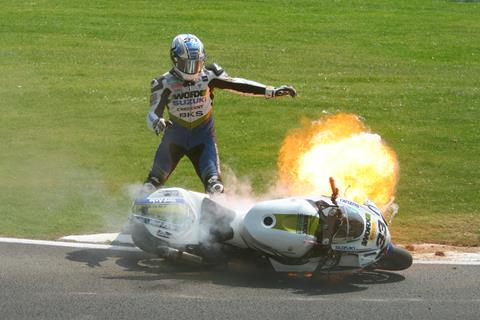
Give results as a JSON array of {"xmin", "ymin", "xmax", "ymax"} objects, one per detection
[{"xmin": 1, "ymin": 243, "xmax": 479, "ymax": 320}]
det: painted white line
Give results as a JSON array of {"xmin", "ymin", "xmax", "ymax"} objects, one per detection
[
  {"xmin": 413, "ymin": 251, "xmax": 480, "ymax": 265},
  {"xmin": 60, "ymin": 233, "xmax": 133, "ymax": 245},
  {"xmin": 70, "ymin": 292, "xmax": 97, "ymax": 295},
  {"xmin": 61, "ymin": 233, "xmax": 121, "ymax": 243},
  {"xmin": 1, "ymin": 236, "xmax": 480, "ymax": 266},
  {"xmin": 158, "ymin": 293, "xmax": 480, "ymax": 303},
  {"xmin": 413, "ymin": 260, "xmax": 480, "ymax": 265},
  {"xmin": 0, "ymin": 237, "xmax": 140, "ymax": 252}
]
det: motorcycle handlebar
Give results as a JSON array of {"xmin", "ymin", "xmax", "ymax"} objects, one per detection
[{"xmin": 329, "ymin": 177, "xmax": 339, "ymax": 205}]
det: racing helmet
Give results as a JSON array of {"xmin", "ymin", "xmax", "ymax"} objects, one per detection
[{"xmin": 170, "ymin": 34, "xmax": 206, "ymax": 81}]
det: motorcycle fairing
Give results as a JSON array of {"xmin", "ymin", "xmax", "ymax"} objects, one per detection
[
  {"xmin": 131, "ymin": 188, "xmax": 207, "ymax": 247},
  {"xmin": 240, "ymin": 197, "xmax": 319, "ymax": 259},
  {"xmin": 127, "ymin": 187, "xmax": 406, "ymax": 272}
]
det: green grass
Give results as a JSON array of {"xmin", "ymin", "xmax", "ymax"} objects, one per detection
[{"xmin": 1, "ymin": 0, "xmax": 479, "ymax": 245}]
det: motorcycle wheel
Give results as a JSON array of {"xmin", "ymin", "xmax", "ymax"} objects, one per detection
[
  {"xmin": 374, "ymin": 245, "xmax": 413, "ymax": 271},
  {"xmin": 130, "ymin": 222, "xmax": 166, "ymax": 255}
]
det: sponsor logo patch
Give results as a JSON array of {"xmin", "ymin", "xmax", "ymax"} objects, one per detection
[
  {"xmin": 333, "ymin": 245, "xmax": 357, "ymax": 252},
  {"xmin": 339, "ymin": 198, "xmax": 360, "ymax": 208},
  {"xmin": 171, "ymin": 89, "xmax": 208, "ymax": 107},
  {"xmin": 370, "ymin": 221, "xmax": 377, "ymax": 240},
  {"xmin": 362, "ymin": 213, "xmax": 371, "ymax": 246}
]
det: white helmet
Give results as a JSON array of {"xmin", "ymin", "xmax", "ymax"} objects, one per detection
[{"xmin": 170, "ymin": 34, "xmax": 206, "ymax": 81}]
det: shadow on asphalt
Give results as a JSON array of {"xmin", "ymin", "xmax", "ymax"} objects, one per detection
[{"xmin": 66, "ymin": 248, "xmax": 406, "ymax": 295}]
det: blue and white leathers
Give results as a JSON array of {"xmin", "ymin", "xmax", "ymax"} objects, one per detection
[{"xmin": 146, "ymin": 64, "xmax": 272, "ymax": 192}]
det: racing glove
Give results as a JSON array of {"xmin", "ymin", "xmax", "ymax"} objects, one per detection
[
  {"xmin": 152, "ymin": 118, "xmax": 173, "ymax": 135},
  {"xmin": 265, "ymin": 85, "xmax": 297, "ymax": 99}
]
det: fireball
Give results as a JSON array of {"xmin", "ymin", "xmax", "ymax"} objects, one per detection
[{"xmin": 277, "ymin": 113, "xmax": 399, "ymax": 210}]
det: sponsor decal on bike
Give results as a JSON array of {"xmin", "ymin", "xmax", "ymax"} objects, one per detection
[
  {"xmin": 362, "ymin": 213, "xmax": 371, "ymax": 246},
  {"xmin": 333, "ymin": 245, "xmax": 357, "ymax": 252},
  {"xmin": 157, "ymin": 190, "xmax": 180, "ymax": 197},
  {"xmin": 134, "ymin": 214, "xmax": 183, "ymax": 232},
  {"xmin": 339, "ymin": 198, "xmax": 360, "ymax": 208},
  {"xmin": 156, "ymin": 229, "xmax": 172, "ymax": 239},
  {"xmin": 143, "ymin": 197, "xmax": 185, "ymax": 204},
  {"xmin": 376, "ymin": 220, "xmax": 387, "ymax": 248},
  {"xmin": 370, "ymin": 221, "xmax": 377, "ymax": 240}
]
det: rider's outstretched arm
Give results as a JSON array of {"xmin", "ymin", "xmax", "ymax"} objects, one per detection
[
  {"xmin": 146, "ymin": 77, "xmax": 172, "ymax": 134},
  {"xmin": 207, "ymin": 64, "xmax": 296, "ymax": 98}
]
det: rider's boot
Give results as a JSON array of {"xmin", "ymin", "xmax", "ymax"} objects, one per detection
[
  {"xmin": 139, "ymin": 174, "xmax": 166, "ymax": 197},
  {"xmin": 205, "ymin": 175, "xmax": 224, "ymax": 195}
]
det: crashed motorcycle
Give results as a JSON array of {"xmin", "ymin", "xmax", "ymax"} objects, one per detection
[{"xmin": 127, "ymin": 179, "xmax": 412, "ymax": 274}]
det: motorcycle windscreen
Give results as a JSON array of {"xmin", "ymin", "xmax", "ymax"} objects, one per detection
[
  {"xmin": 332, "ymin": 208, "xmax": 364, "ymax": 242},
  {"xmin": 132, "ymin": 200, "xmax": 194, "ymax": 232}
]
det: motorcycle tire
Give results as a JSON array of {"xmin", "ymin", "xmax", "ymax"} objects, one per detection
[
  {"xmin": 130, "ymin": 222, "xmax": 166, "ymax": 255},
  {"xmin": 374, "ymin": 245, "xmax": 413, "ymax": 271}
]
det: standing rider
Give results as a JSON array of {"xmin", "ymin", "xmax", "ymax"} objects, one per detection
[{"xmin": 144, "ymin": 34, "xmax": 296, "ymax": 195}]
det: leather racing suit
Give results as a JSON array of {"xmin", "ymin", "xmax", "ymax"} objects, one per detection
[{"xmin": 145, "ymin": 63, "xmax": 276, "ymax": 192}]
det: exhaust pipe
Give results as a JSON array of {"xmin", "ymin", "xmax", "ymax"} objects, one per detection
[{"xmin": 157, "ymin": 246, "xmax": 203, "ymax": 264}]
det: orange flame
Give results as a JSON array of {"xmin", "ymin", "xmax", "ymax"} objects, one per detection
[{"xmin": 277, "ymin": 113, "xmax": 399, "ymax": 210}]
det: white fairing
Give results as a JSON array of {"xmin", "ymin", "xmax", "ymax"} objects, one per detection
[
  {"xmin": 132, "ymin": 188, "xmax": 207, "ymax": 247},
  {"xmin": 240, "ymin": 198, "xmax": 319, "ymax": 259},
  {"xmin": 130, "ymin": 187, "xmax": 394, "ymax": 272},
  {"xmin": 327, "ymin": 198, "xmax": 391, "ymax": 268}
]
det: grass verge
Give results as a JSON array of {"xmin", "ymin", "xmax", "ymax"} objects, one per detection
[{"xmin": 0, "ymin": 0, "xmax": 478, "ymax": 245}]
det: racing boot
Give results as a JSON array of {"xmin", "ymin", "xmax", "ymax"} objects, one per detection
[
  {"xmin": 140, "ymin": 182, "xmax": 157, "ymax": 196},
  {"xmin": 205, "ymin": 175, "xmax": 224, "ymax": 195},
  {"xmin": 138, "ymin": 174, "xmax": 165, "ymax": 198}
]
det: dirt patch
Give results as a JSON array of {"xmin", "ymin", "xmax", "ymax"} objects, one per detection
[
  {"xmin": 399, "ymin": 243, "xmax": 480, "ymax": 253},
  {"xmin": 400, "ymin": 243, "xmax": 480, "ymax": 254},
  {"xmin": 399, "ymin": 243, "xmax": 480, "ymax": 263}
]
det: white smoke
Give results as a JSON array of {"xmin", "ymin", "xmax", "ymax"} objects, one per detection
[
  {"xmin": 212, "ymin": 166, "xmax": 258, "ymax": 213},
  {"xmin": 385, "ymin": 202, "xmax": 400, "ymax": 225},
  {"xmin": 124, "ymin": 183, "xmax": 148, "ymax": 200},
  {"xmin": 2, "ymin": 146, "xmax": 132, "ymax": 237}
]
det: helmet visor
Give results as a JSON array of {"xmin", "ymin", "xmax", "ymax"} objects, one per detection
[{"xmin": 176, "ymin": 58, "xmax": 204, "ymax": 75}]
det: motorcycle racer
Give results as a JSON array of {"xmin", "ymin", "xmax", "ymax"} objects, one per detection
[{"xmin": 144, "ymin": 34, "xmax": 296, "ymax": 195}]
